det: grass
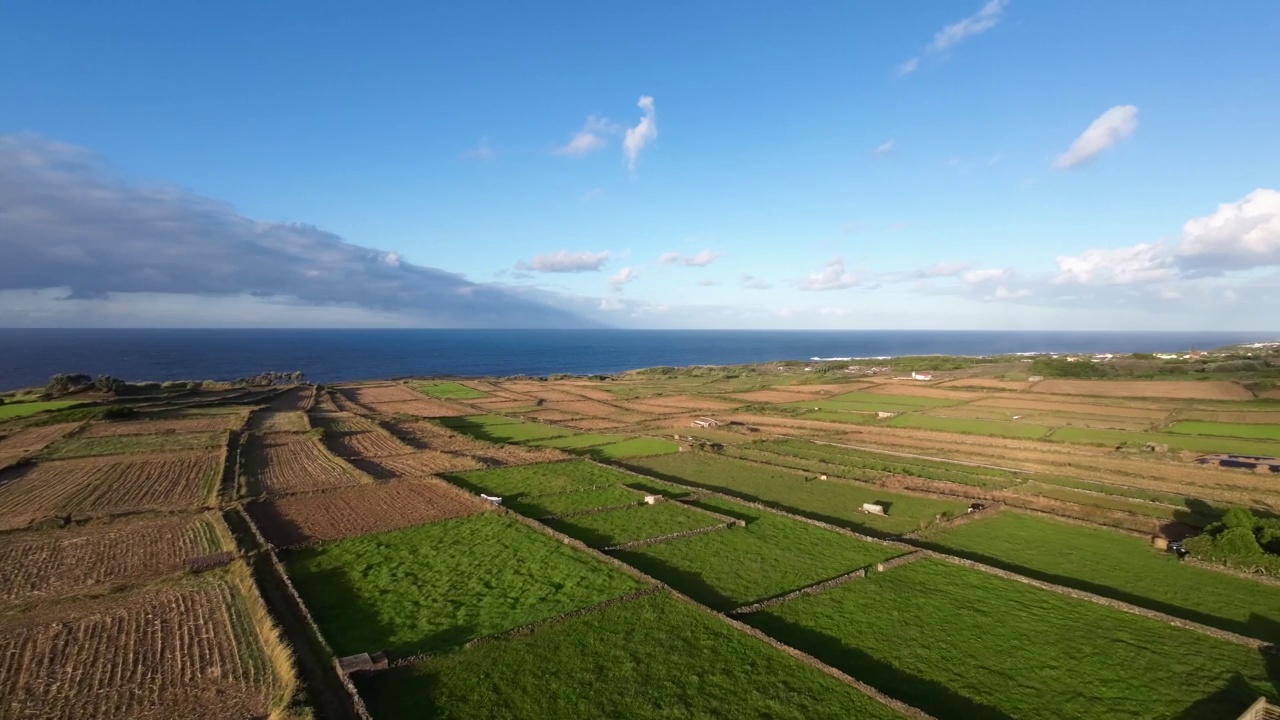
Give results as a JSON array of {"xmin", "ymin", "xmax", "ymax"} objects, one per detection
[
  {"xmin": 357, "ymin": 591, "xmax": 907, "ymax": 720},
  {"xmin": 443, "ymin": 416, "xmax": 575, "ymax": 444},
  {"xmin": 283, "ymin": 513, "xmax": 642, "ymax": 656},
  {"xmin": 886, "ymin": 414, "xmax": 1052, "ymax": 439},
  {"xmin": 616, "ymin": 497, "xmax": 904, "ymax": 610},
  {"xmin": 1050, "ymin": 426, "xmax": 1280, "ymax": 456},
  {"xmin": 749, "ymin": 559, "xmax": 1279, "ymax": 720},
  {"xmin": 726, "ymin": 439, "xmax": 1021, "ymax": 490},
  {"xmin": 504, "ymin": 485, "xmax": 643, "ymax": 517},
  {"xmin": 1012, "ymin": 482, "xmax": 1182, "ymax": 520},
  {"xmin": 443, "ymin": 460, "xmax": 637, "ymax": 498},
  {"xmin": 36, "ymin": 430, "xmax": 227, "ymax": 460},
  {"xmin": 413, "ymin": 382, "xmax": 488, "ymax": 400},
  {"xmin": 789, "ymin": 400, "xmax": 925, "ymax": 414},
  {"xmin": 797, "ymin": 410, "xmax": 882, "ymax": 425},
  {"xmin": 624, "ymin": 452, "xmax": 967, "ymax": 536},
  {"xmin": 581, "ymin": 437, "xmax": 680, "ymax": 460},
  {"xmin": 827, "ymin": 391, "xmax": 961, "ymax": 408},
  {"xmin": 527, "ymin": 433, "xmax": 625, "ymax": 449},
  {"xmin": 0, "ymin": 400, "xmax": 82, "ymax": 420},
  {"xmin": 1165, "ymin": 421, "xmax": 1280, "ymax": 441},
  {"xmin": 438, "ymin": 414, "xmax": 524, "ymax": 428},
  {"xmin": 548, "ymin": 501, "xmax": 722, "ymax": 547},
  {"xmin": 922, "ymin": 511, "xmax": 1280, "ymax": 644}
]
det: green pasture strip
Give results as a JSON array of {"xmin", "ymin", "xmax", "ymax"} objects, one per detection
[
  {"xmin": 357, "ymin": 591, "xmax": 908, "ymax": 720},
  {"xmin": 828, "ymin": 391, "xmax": 962, "ymax": 408},
  {"xmin": 749, "ymin": 559, "xmax": 1278, "ymax": 720},
  {"xmin": 283, "ymin": 513, "xmax": 642, "ymax": 657},
  {"xmin": 438, "ymin": 414, "xmax": 526, "ymax": 428},
  {"xmin": 37, "ymin": 430, "xmax": 226, "ymax": 460},
  {"xmin": 412, "ymin": 381, "xmax": 488, "ymax": 400},
  {"xmin": 504, "ymin": 485, "xmax": 643, "ymax": 518},
  {"xmin": 443, "ymin": 460, "xmax": 636, "ymax": 498},
  {"xmin": 1011, "ymin": 482, "xmax": 1183, "ymax": 520},
  {"xmin": 623, "ymin": 453, "xmax": 966, "ymax": 536},
  {"xmin": 547, "ymin": 501, "xmax": 722, "ymax": 547},
  {"xmin": 886, "ymin": 414, "xmax": 1052, "ymax": 439},
  {"xmin": 616, "ymin": 497, "xmax": 903, "ymax": 610},
  {"xmin": 1165, "ymin": 421, "xmax": 1280, "ymax": 441},
  {"xmin": 582, "ymin": 437, "xmax": 680, "ymax": 460},
  {"xmin": 923, "ymin": 511, "xmax": 1280, "ymax": 644},
  {"xmin": 0, "ymin": 400, "xmax": 82, "ymax": 420},
  {"xmin": 1049, "ymin": 427, "xmax": 1280, "ymax": 456},
  {"xmin": 528, "ymin": 433, "xmax": 626, "ymax": 449},
  {"xmin": 1034, "ymin": 475, "xmax": 1206, "ymax": 508},
  {"xmin": 444, "ymin": 417, "xmax": 576, "ymax": 444},
  {"xmin": 798, "ymin": 411, "xmax": 883, "ymax": 425},
  {"xmin": 788, "ymin": 400, "xmax": 926, "ymax": 414}
]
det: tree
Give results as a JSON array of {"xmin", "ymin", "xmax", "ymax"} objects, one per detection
[{"xmin": 94, "ymin": 375, "xmax": 125, "ymax": 394}]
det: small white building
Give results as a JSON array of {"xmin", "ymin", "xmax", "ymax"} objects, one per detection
[
  {"xmin": 480, "ymin": 494, "xmax": 503, "ymax": 505},
  {"xmin": 692, "ymin": 417, "xmax": 720, "ymax": 428},
  {"xmin": 911, "ymin": 371, "xmax": 933, "ymax": 381}
]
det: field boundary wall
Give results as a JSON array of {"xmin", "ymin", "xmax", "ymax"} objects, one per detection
[{"xmin": 600, "ymin": 521, "xmax": 735, "ymax": 551}]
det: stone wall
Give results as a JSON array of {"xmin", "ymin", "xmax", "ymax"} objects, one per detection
[
  {"xmin": 601, "ymin": 522, "xmax": 734, "ymax": 551},
  {"xmin": 730, "ymin": 568, "xmax": 868, "ymax": 615}
]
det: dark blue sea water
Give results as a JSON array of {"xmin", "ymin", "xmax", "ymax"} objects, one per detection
[{"xmin": 0, "ymin": 328, "xmax": 1273, "ymax": 391}]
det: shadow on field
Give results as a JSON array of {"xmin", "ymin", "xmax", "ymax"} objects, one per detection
[
  {"xmin": 244, "ymin": 499, "xmax": 310, "ymax": 547},
  {"xmin": 911, "ymin": 541, "xmax": 1280, "ymax": 645},
  {"xmin": 543, "ymin": 518, "xmax": 615, "ymax": 549},
  {"xmin": 610, "ymin": 550, "xmax": 738, "ymax": 611},
  {"xmin": 1171, "ymin": 673, "xmax": 1274, "ymax": 720},
  {"xmin": 743, "ymin": 612, "xmax": 1015, "ymax": 720}
]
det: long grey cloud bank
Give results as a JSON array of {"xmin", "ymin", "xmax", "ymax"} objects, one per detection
[{"xmin": 0, "ymin": 135, "xmax": 592, "ymax": 328}]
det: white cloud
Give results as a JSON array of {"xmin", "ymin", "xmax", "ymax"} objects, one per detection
[
  {"xmin": 609, "ymin": 266, "xmax": 641, "ymax": 289},
  {"xmin": 799, "ymin": 257, "xmax": 860, "ymax": 291},
  {"xmin": 516, "ymin": 250, "xmax": 610, "ymax": 273},
  {"xmin": 1053, "ymin": 105, "xmax": 1139, "ymax": 169},
  {"xmin": 695, "ymin": 279, "xmax": 721, "ymax": 287},
  {"xmin": 914, "ymin": 261, "xmax": 971, "ymax": 278},
  {"xmin": 994, "ymin": 285, "xmax": 1031, "ymax": 299},
  {"xmin": 875, "ymin": 140, "xmax": 895, "ymax": 155},
  {"xmin": 554, "ymin": 115, "xmax": 619, "ymax": 157},
  {"xmin": 659, "ymin": 249, "xmax": 720, "ymax": 267},
  {"xmin": 1054, "ymin": 243, "xmax": 1174, "ymax": 285},
  {"xmin": 463, "ymin": 138, "xmax": 497, "ymax": 161},
  {"xmin": 623, "ymin": 96, "xmax": 658, "ymax": 170},
  {"xmin": 961, "ymin": 268, "xmax": 1011, "ymax": 283},
  {"xmin": 740, "ymin": 274, "xmax": 772, "ymax": 290},
  {"xmin": 1177, "ymin": 189, "xmax": 1280, "ymax": 270},
  {"xmin": 899, "ymin": 0, "xmax": 1007, "ymax": 75}
]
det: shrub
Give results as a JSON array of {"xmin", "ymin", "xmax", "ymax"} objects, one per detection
[{"xmin": 1184, "ymin": 508, "xmax": 1280, "ymax": 575}]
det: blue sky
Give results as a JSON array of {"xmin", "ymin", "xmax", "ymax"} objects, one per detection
[{"xmin": 2, "ymin": 1, "xmax": 1278, "ymax": 329}]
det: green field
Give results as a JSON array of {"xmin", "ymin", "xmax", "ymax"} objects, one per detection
[
  {"xmin": 0, "ymin": 400, "xmax": 82, "ymax": 420},
  {"xmin": 616, "ymin": 497, "xmax": 904, "ymax": 610},
  {"xmin": 439, "ymin": 414, "xmax": 524, "ymax": 428},
  {"xmin": 790, "ymin": 400, "xmax": 925, "ymax": 414},
  {"xmin": 923, "ymin": 511, "xmax": 1280, "ymax": 643},
  {"xmin": 750, "ymin": 559, "xmax": 1278, "ymax": 719},
  {"xmin": 528, "ymin": 433, "xmax": 625, "ymax": 449},
  {"xmin": 443, "ymin": 416, "xmax": 575, "ymax": 444},
  {"xmin": 357, "ymin": 592, "xmax": 908, "ymax": 720},
  {"xmin": 284, "ymin": 513, "xmax": 641, "ymax": 656},
  {"xmin": 36, "ymin": 430, "xmax": 227, "ymax": 460},
  {"xmin": 583, "ymin": 437, "xmax": 680, "ymax": 460},
  {"xmin": 886, "ymin": 414, "xmax": 1052, "ymax": 439},
  {"xmin": 1165, "ymin": 421, "xmax": 1280, "ymax": 441},
  {"xmin": 828, "ymin": 392, "xmax": 961, "ymax": 408},
  {"xmin": 797, "ymin": 410, "xmax": 881, "ymax": 425},
  {"xmin": 413, "ymin": 382, "xmax": 489, "ymax": 400},
  {"xmin": 624, "ymin": 452, "xmax": 967, "ymax": 536},
  {"xmin": 1050, "ymin": 426, "xmax": 1280, "ymax": 456},
  {"xmin": 547, "ymin": 501, "xmax": 721, "ymax": 547},
  {"xmin": 1011, "ymin": 482, "xmax": 1182, "ymax": 520},
  {"xmin": 504, "ymin": 485, "xmax": 643, "ymax": 518},
  {"xmin": 443, "ymin": 460, "xmax": 637, "ymax": 498}
]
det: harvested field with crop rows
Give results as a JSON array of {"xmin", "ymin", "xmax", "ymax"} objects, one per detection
[
  {"xmin": 0, "ymin": 451, "xmax": 222, "ymax": 530},
  {"xmin": 323, "ymin": 429, "xmax": 409, "ymax": 458},
  {"xmin": 248, "ymin": 479, "xmax": 488, "ymax": 547},
  {"xmin": 1031, "ymin": 379, "xmax": 1253, "ymax": 400},
  {"xmin": 352, "ymin": 450, "xmax": 484, "ymax": 479},
  {"xmin": 0, "ymin": 423, "xmax": 79, "ymax": 467},
  {"xmin": 81, "ymin": 415, "xmax": 244, "ymax": 437},
  {"xmin": 0, "ymin": 512, "xmax": 231, "ymax": 608},
  {"xmin": 246, "ymin": 433, "xmax": 364, "ymax": 495}
]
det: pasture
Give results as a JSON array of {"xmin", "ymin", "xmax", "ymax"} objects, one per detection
[
  {"xmin": 581, "ymin": 436, "xmax": 680, "ymax": 460},
  {"xmin": 1050, "ymin": 426, "xmax": 1280, "ymax": 456},
  {"xmin": 414, "ymin": 381, "xmax": 489, "ymax": 400},
  {"xmin": 923, "ymin": 511, "xmax": 1280, "ymax": 643},
  {"xmin": 624, "ymin": 452, "xmax": 967, "ymax": 536},
  {"xmin": 504, "ymin": 485, "xmax": 644, "ymax": 518},
  {"xmin": 284, "ymin": 513, "xmax": 642, "ymax": 656},
  {"xmin": 358, "ymin": 591, "xmax": 908, "ymax": 720},
  {"xmin": 444, "ymin": 460, "xmax": 636, "ymax": 498},
  {"xmin": 616, "ymin": 497, "xmax": 903, "ymax": 610},
  {"xmin": 38, "ymin": 430, "xmax": 227, "ymax": 460},
  {"xmin": 886, "ymin": 414, "xmax": 1052, "ymax": 439},
  {"xmin": 1165, "ymin": 421, "xmax": 1280, "ymax": 441},
  {"xmin": 0, "ymin": 400, "xmax": 81, "ymax": 420},
  {"xmin": 750, "ymin": 559, "xmax": 1278, "ymax": 720},
  {"xmin": 443, "ymin": 415, "xmax": 575, "ymax": 444},
  {"xmin": 546, "ymin": 501, "xmax": 722, "ymax": 547}
]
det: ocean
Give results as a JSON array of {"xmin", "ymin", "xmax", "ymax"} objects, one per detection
[{"xmin": 0, "ymin": 328, "xmax": 1273, "ymax": 391}]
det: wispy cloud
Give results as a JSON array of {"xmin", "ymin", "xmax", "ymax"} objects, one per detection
[
  {"xmin": 582, "ymin": 187, "xmax": 604, "ymax": 202},
  {"xmin": 516, "ymin": 250, "xmax": 611, "ymax": 273},
  {"xmin": 1053, "ymin": 105, "xmax": 1139, "ymax": 169},
  {"xmin": 739, "ymin": 274, "xmax": 772, "ymax": 290},
  {"xmin": 875, "ymin": 140, "xmax": 896, "ymax": 155},
  {"xmin": 799, "ymin": 257, "xmax": 860, "ymax": 291},
  {"xmin": 554, "ymin": 115, "xmax": 619, "ymax": 157},
  {"xmin": 899, "ymin": 0, "xmax": 1007, "ymax": 75},
  {"xmin": 463, "ymin": 137, "xmax": 497, "ymax": 161},
  {"xmin": 695, "ymin": 279, "xmax": 721, "ymax": 287},
  {"xmin": 609, "ymin": 266, "xmax": 641, "ymax": 290},
  {"xmin": 659, "ymin": 249, "xmax": 720, "ymax": 267},
  {"xmin": 623, "ymin": 96, "xmax": 658, "ymax": 170}
]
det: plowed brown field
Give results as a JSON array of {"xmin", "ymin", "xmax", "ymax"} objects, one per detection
[
  {"xmin": 343, "ymin": 384, "xmax": 424, "ymax": 405},
  {"xmin": 248, "ymin": 410, "xmax": 309, "ymax": 433},
  {"xmin": 383, "ymin": 421, "xmax": 569, "ymax": 465},
  {"xmin": 727, "ymin": 390, "xmax": 817, "ymax": 404},
  {"xmin": 939, "ymin": 378, "xmax": 1032, "ymax": 391},
  {"xmin": 372, "ymin": 399, "xmax": 472, "ymax": 417},
  {"xmin": 0, "ymin": 423, "xmax": 80, "ymax": 467},
  {"xmin": 266, "ymin": 386, "xmax": 313, "ymax": 412},
  {"xmin": 323, "ymin": 430, "xmax": 409, "ymax": 458},
  {"xmin": 471, "ymin": 399, "xmax": 541, "ymax": 410},
  {"xmin": 81, "ymin": 416, "xmax": 243, "ymax": 437},
  {"xmin": 247, "ymin": 479, "xmax": 488, "ymax": 546},
  {"xmin": 0, "ymin": 569, "xmax": 284, "ymax": 720},
  {"xmin": 627, "ymin": 402, "xmax": 700, "ymax": 415},
  {"xmin": 351, "ymin": 451, "xmax": 484, "ymax": 480},
  {"xmin": 0, "ymin": 513, "xmax": 229, "ymax": 608},
  {"xmin": 311, "ymin": 392, "xmax": 340, "ymax": 412},
  {"xmin": 249, "ymin": 434, "xmax": 363, "ymax": 495},
  {"xmin": 524, "ymin": 389, "xmax": 592, "ymax": 402},
  {"xmin": 544, "ymin": 384, "xmax": 618, "ymax": 401},
  {"xmin": 1030, "ymin": 379, "xmax": 1253, "ymax": 400},
  {"xmin": 310, "ymin": 413, "xmax": 380, "ymax": 433},
  {"xmin": 0, "ymin": 451, "xmax": 222, "ymax": 531}
]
